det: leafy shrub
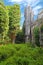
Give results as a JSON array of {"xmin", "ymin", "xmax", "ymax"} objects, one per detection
[{"xmin": 0, "ymin": 44, "xmax": 43, "ymax": 65}]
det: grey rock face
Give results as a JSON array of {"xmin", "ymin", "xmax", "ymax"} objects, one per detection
[{"xmin": 24, "ymin": 6, "xmax": 34, "ymax": 43}]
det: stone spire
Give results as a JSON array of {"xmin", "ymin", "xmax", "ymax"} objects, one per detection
[{"xmin": 24, "ymin": 5, "xmax": 34, "ymax": 43}]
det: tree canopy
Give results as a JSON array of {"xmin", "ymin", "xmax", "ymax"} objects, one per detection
[
  {"xmin": 0, "ymin": 2, "xmax": 21, "ymax": 43},
  {"xmin": 0, "ymin": 2, "xmax": 9, "ymax": 41},
  {"xmin": 8, "ymin": 4, "xmax": 20, "ymax": 43}
]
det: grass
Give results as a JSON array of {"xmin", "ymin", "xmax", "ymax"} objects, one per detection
[{"xmin": 0, "ymin": 44, "xmax": 43, "ymax": 65}]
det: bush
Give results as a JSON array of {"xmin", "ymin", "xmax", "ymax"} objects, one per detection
[{"xmin": 0, "ymin": 44, "xmax": 43, "ymax": 65}]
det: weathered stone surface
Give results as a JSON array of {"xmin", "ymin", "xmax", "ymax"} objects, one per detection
[
  {"xmin": 24, "ymin": 5, "xmax": 34, "ymax": 43},
  {"xmin": 24, "ymin": 5, "xmax": 43, "ymax": 46}
]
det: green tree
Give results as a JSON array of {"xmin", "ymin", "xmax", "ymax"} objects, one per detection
[
  {"xmin": 8, "ymin": 4, "xmax": 20, "ymax": 43},
  {"xmin": 0, "ymin": 2, "xmax": 9, "ymax": 42},
  {"xmin": 33, "ymin": 27, "xmax": 40, "ymax": 46},
  {"xmin": 15, "ymin": 30, "xmax": 25, "ymax": 43}
]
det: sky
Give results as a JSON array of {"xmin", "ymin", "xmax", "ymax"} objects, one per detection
[{"xmin": 4, "ymin": 0, "xmax": 43, "ymax": 27}]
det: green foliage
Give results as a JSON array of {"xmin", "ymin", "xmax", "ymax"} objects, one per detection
[
  {"xmin": 8, "ymin": 4, "xmax": 20, "ymax": 34},
  {"xmin": 0, "ymin": 0, "xmax": 4, "ymax": 3},
  {"xmin": 33, "ymin": 27, "xmax": 40, "ymax": 46},
  {"xmin": 0, "ymin": 44, "xmax": 43, "ymax": 65},
  {"xmin": 8, "ymin": 4, "xmax": 20, "ymax": 43},
  {"xmin": 0, "ymin": 2, "xmax": 9, "ymax": 41},
  {"xmin": 40, "ymin": 24, "xmax": 43, "ymax": 32},
  {"xmin": 15, "ymin": 30, "xmax": 25, "ymax": 43},
  {"xmin": 0, "ymin": 3, "xmax": 20, "ymax": 44}
]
